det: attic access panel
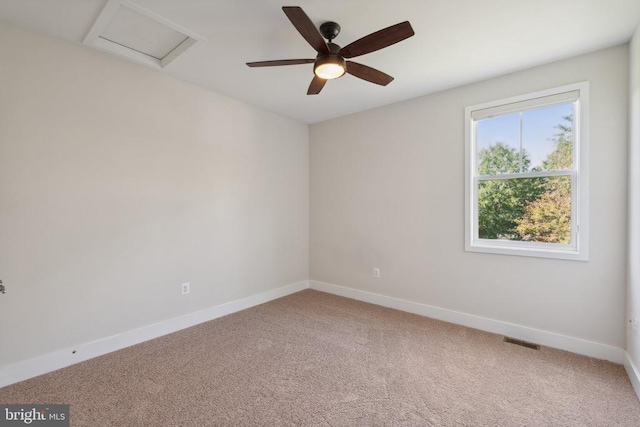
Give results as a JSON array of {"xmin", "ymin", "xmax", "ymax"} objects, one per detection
[{"xmin": 83, "ymin": 0, "xmax": 202, "ymax": 69}]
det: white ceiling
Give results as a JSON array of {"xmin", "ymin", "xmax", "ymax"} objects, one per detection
[{"xmin": 2, "ymin": 0, "xmax": 640, "ymax": 124}]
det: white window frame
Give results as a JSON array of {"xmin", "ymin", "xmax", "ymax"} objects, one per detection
[{"xmin": 464, "ymin": 82, "xmax": 589, "ymax": 261}]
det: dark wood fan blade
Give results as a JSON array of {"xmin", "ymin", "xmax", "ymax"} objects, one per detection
[
  {"xmin": 307, "ymin": 75, "xmax": 327, "ymax": 95},
  {"xmin": 246, "ymin": 59, "xmax": 315, "ymax": 67},
  {"xmin": 346, "ymin": 61, "xmax": 394, "ymax": 86},
  {"xmin": 282, "ymin": 6, "xmax": 329, "ymax": 54},
  {"xmin": 340, "ymin": 21, "xmax": 414, "ymax": 59}
]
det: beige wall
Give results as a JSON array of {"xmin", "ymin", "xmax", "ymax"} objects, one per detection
[
  {"xmin": 310, "ymin": 45, "xmax": 629, "ymax": 347},
  {"xmin": 628, "ymin": 24, "xmax": 640, "ymax": 370},
  {"xmin": 0, "ymin": 23, "xmax": 309, "ymax": 366}
]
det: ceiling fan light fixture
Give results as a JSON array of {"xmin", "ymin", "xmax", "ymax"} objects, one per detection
[{"xmin": 314, "ymin": 55, "xmax": 346, "ymax": 79}]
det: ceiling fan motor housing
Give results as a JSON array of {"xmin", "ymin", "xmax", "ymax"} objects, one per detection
[{"xmin": 314, "ymin": 41, "xmax": 346, "ymax": 79}]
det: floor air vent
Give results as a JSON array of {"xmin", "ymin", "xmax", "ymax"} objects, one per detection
[{"xmin": 503, "ymin": 337, "xmax": 540, "ymax": 350}]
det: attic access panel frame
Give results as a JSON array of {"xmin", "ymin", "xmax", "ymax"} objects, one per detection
[{"xmin": 83, "ymin": 0, "xmax": 202, "ymax": 69}]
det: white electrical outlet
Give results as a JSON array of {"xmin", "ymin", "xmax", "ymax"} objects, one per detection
[
  {"xmin": 373, "ymin": 268, "xmax": 380, "ymax": 278},
  {"xmin": 181, "ymin": 282, "xmax": 190, "ymax": 295},
  {"xmin": 632, "ymin": 314, "xmax": 639, "ymax": 337}
]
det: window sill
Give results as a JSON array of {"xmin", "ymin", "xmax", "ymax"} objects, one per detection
[{"xmin": 466, "ymin": 241, "xmax": 588, "ymax": 261}]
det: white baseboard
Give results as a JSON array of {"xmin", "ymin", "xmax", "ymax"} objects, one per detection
[
  {"xmin": 2, "ymin": 279, "xmax": 632, "ymax": 392},
  {"xmin": 624, "ymin": 352, "xmax": 640, "ymax": 401},
  {"xmin": 0, "ymin": 280, "xmax": 309, "ymax": 388},
  {"xmin": 310, "ymin": 280, "xmax": 625, "ymax": 364}
]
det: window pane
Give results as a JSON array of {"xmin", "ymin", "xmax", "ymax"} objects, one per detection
[
  {"xmin": 478, "ymin": 176, "xmax": 572, "ymax": 244},
  {"xmin": 522, "ymin": 103, "xmax": 574, "ymax": 171},
  {"xmin": 476, "ymin": 113, "xmax": 521, "ymax": 174}
]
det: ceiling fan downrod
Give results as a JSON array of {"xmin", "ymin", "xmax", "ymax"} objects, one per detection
[{"xmin": 319, "ymin": 21, "xmax": 341, "ymax": 42}]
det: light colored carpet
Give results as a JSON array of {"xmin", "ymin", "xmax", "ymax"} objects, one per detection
[{"xmin": 1, "ymin": 289, "xmax": 639, "ymax": 426}]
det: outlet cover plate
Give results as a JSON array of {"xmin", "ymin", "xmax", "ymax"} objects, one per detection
[{"xmin": 181, "ymin": 282, "xmax": 190, "ymax": 295}]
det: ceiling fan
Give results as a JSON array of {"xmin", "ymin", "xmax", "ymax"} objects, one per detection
[{"xmin": 246, "ymin": 6, "xmax": 415, "ymax": 95}]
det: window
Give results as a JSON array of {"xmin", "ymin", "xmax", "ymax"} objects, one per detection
[{"xmin": 464, "ymin": 82, "xmax": 589, "ymax": 260}]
